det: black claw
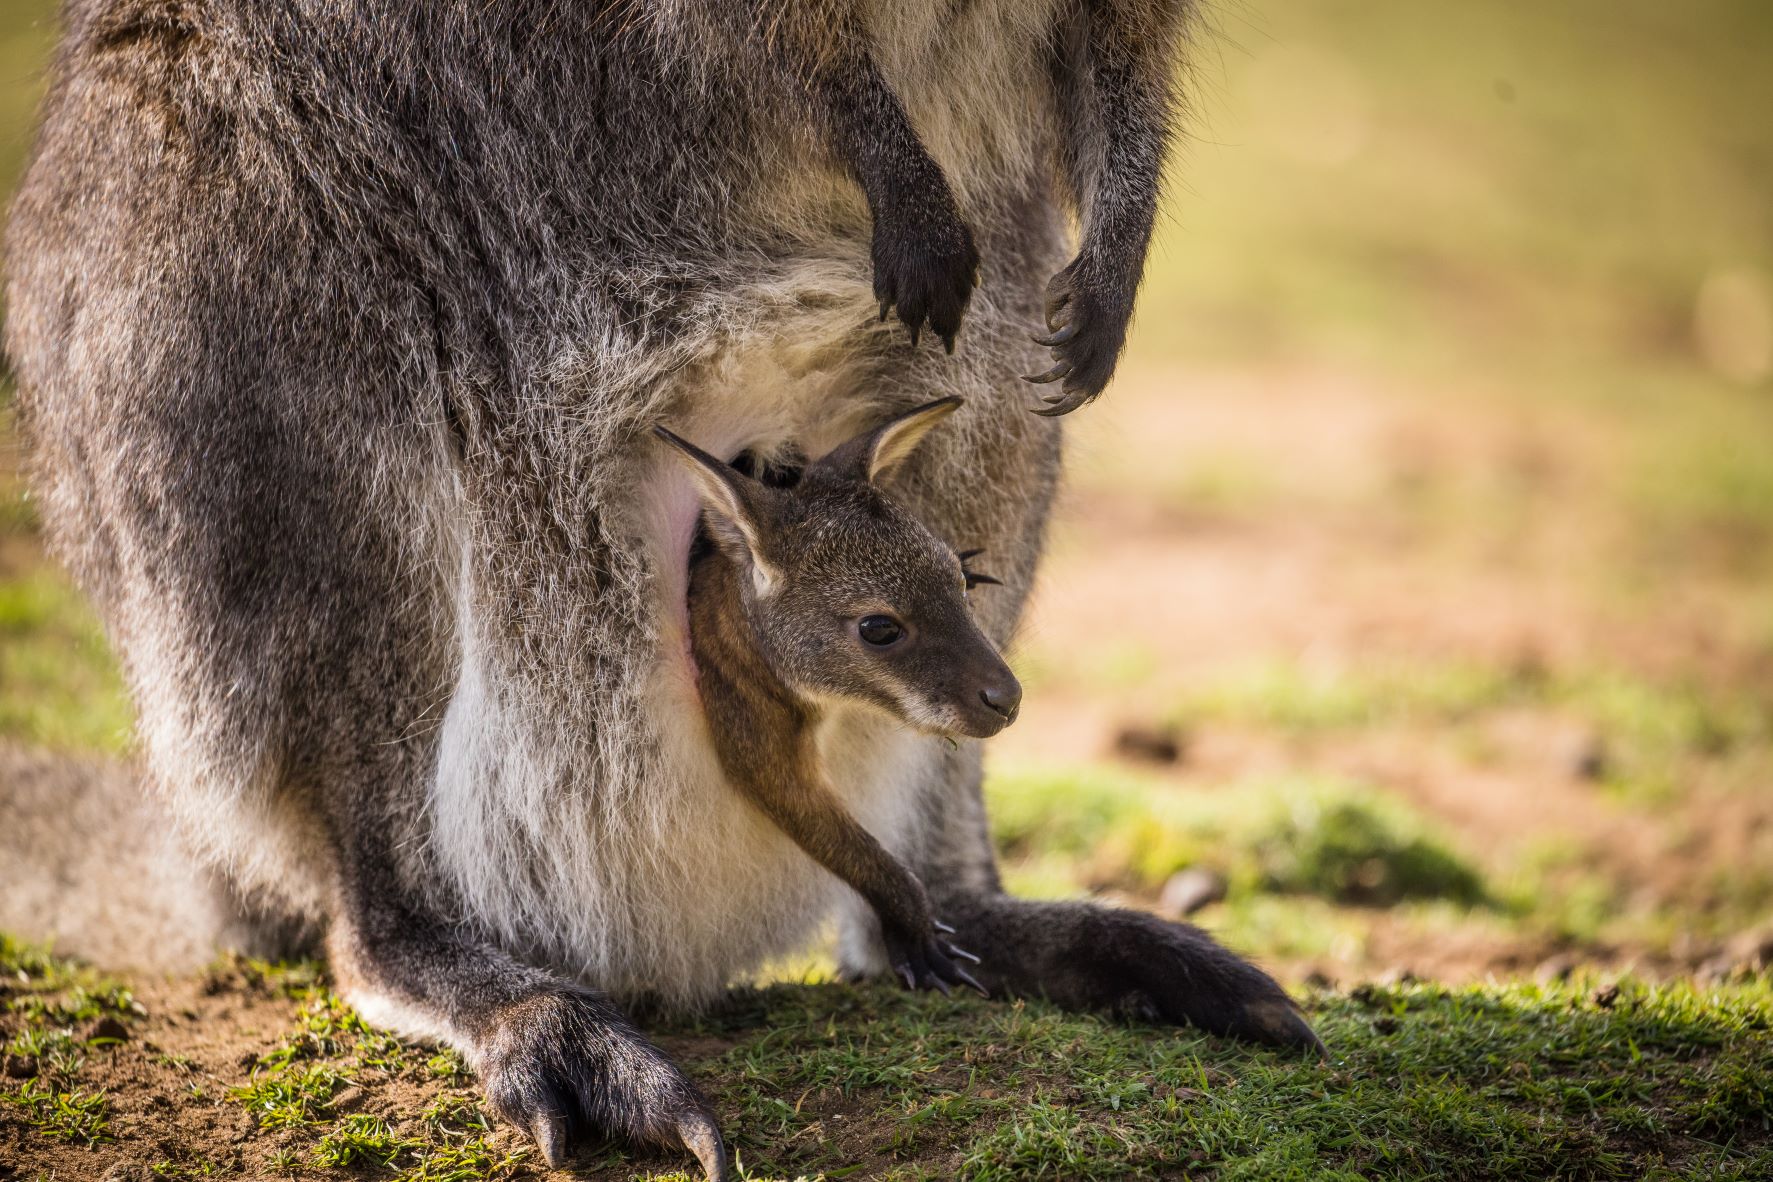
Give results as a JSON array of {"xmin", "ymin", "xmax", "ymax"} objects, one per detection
[
  {"xmin": 1034, "ymin": 324, "xmax": 1078, "ymax": 347},
  {"xmin": 953, "ymin": 965, "xmax": 989, "ymax": 997},
  {"xmin": 933, "ymin": 919, "xmax": 957, "ymax": 934},
  {"xmin": 925, "ymin": 973, "xmax": 952, "ymax": 997},
  {"xmin": 677, "ymin": 1110, "xmax": 729, "ymax": 1182},
  {"xmin": 1244, "ymin": 1000, "xmax": 1330, "ymax": 1058},
  {"xmin": 946, "ymin": 943, "xmax": 982, "ymax": 965},
  {"xmin": 530, "ymin": 1111, "xmax": 570, "ymax": 1169},
  {"xmin": 1022, "ymin": 362, "xmax": 1072, "ymax": 384},
  {"xmin": 896, "ymin": 964, "xmax": 917, "ymax": 991},
  {"xmin": 878, "ymin": 299, "xmax": 891, "ymax": 323},
  {"xmin": 909, "ymin": 324, "xmax": 922, "ymax": 349},
  {"xmin": 1032, "ymin": 392, "xmax": 1093, "ymax": 418}
]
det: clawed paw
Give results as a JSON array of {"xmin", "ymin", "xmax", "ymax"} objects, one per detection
[
  {"xmin": 1025, "ymin": 259, "xmax": 1133, "ymax": 417},
  {"xmin": 872, "ymin": 208, "xmax": 981, "ymax": 354},
  {"xmin": 481, "ymin": 990, "xmax": 730, "ymax": 1180},
  {"xmin": 887, "ymin": 918, "xmax": 988, "ymax": 997}
]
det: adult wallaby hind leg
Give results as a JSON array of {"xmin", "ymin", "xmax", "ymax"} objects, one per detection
[{"xmin": 330, "ymin": 823, "xmax": 728, "ymax": 1177}]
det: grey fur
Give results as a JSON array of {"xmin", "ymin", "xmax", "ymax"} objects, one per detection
[
  {"xmin": 4, "ymin": 1, "xmax": 1315, "ymax": 1176},
  {"xmin": 669, "ymin": 399, "xmax": 1013, "ymax": 999}
]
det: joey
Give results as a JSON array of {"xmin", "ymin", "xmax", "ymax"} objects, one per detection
[{"xmin": 659, "ymin": 399, "xmax": 1015, "ymax": 993}]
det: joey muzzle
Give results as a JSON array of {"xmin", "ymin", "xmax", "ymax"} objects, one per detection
[{"xmin": 953, "ymin": 654, "xmax": 1022, "ymax": 737}]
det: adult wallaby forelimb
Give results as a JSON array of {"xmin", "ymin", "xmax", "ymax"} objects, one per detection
[{"xmin": 4, "ymin": 2, "xmax": 1319, "ymax": 1177}]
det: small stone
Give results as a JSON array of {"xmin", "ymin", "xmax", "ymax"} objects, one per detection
[
  {"xmin": 1159, "ymin": 868, "xmax": 1228, "ymax": 917},
  {"xmin": 1571, "ymin": 735, "xmax": 1608, "ymax": 781},
  {"xmin": 84, "ymin": 1015, "xmax": 131, "ymax": 1044},
  {"xmin": 2, "ymin": 1053, "xmax": 38, "ymax": 1079},
  {"xmin": 100, "ymin": 1164, "xmax": 151, "ymax": 1182},
  {"xmin": 236, "ymin": 1050, "xmax": 261, "ymax": 1070},
  {"xmin": 1591, "ymin": 983, "xmax": 1620, "ymax": 1009},
  {"xmin": 1112, "ymin": 724, "xmax": 1186, "ymax": 766}
]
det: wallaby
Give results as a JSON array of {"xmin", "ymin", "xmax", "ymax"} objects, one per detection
[
  {"xmin": 5, "ymin": 2, "xmax": 1319, "ymax": 1179},
  {"xmin": 663, "ymin": 398, "xmax": 1010, "ymax": 996},
  {"xmin": 651, "ymin": 2, "xmax": 1174, "ymax": 412}
]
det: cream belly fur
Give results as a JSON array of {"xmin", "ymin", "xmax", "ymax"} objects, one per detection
[{"xmin": 425, "ymin": 268, "xmax": 982, "ymax": 1010}]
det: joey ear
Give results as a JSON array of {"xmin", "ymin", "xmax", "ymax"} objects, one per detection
[
  {"xmin": 818, "ymin": 397, "xmax": 962, "ymax": 485},
  {"xmin": 653, "ymin": 427, "xmax": 776, "ymax": 581}
]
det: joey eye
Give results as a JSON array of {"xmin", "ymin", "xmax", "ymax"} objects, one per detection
[{"xmin": 857, "ymin": 615, "xmax": 905, "ymax": 648}]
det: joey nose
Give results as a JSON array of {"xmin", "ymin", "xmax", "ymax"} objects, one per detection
[{"xmin": 980, "ymin": 679, "xmax": 1022, "ymax": 725}]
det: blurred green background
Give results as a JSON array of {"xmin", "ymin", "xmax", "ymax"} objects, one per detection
[{"xmin": 2, "ymin": 0, "xmax": 1770, "ymax": 987}]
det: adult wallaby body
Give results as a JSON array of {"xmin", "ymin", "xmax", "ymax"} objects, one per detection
[{"xmin": 5, "ymin": 1, "xmax": 1318, "ymax": 1176}]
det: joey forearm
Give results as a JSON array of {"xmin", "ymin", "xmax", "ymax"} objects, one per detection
[
  {"xmin": 732, "ymin": 761, "xmax": 932, "ymax": 937},
  {"xmin": 695, "ymin": 667, "xmax": 929, "ymax": 937},
  {"xmin": 717, "ymin": 749, "xmax": 983, "ymax": 993}
]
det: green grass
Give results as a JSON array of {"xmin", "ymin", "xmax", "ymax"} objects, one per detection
[
  {"xmin": 1146, "ymin": 0, "xmax": 1773, "ymax": 379},
  {"xmin": 1, "ymin": 936, "xmax": 139, "ymax": 1148},
  {"xmin": 217, "ymin": 961, "xmax": 1773, "ymax": 1181},
  {"xmin": 982, "ymin": 748, "xmax": 1773, "ymax": 963},
  {"xmin": 4, "ymin": 1079, "xmax": 113, "ymax": 1147},
  {"xmin": 1164, "ymin": 658, "xmax": 1772, "ymax": 802},
  {"xmin": 0, "ymin": 567, "xmax": 134, "ymax": 753},
  {"xmin": 987, "ymin": 761, "xmax": 1487, "ymax": 904},
  {"xmin": 7, "ymin": 939, "xmax": 1767, "ymax": 1179},
  {"xmin": 310, "ymin": 1113, "xmax": 422, "ymax": 1168},
  {"xmin": 1252, "ymin": 797, "xmax": 1488, "ymax": 908}
]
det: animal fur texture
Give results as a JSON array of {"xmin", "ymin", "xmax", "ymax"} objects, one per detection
[
  {"xmin": 4, "ymin": 2, "xmax": 1316, "ymax": 1176},
  {"xmin": 670, "ymin": 399, "xmax": 1017, "ymax": 997}
]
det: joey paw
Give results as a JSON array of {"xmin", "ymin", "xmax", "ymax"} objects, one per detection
[
  {"xmin": 872, "ymin": 204, "xmax": 981, "ymax": 353},
  {"xmin": 1025, "ymin": 258, "xmax": 1133, "ymax": 416},
  {"xmin": 886, "ymin": 918, "xmax": 988, "ymax": 997},
  {"xmin": 480, "ymin": 990, "xmax": 729, "ymax": 1180}
]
